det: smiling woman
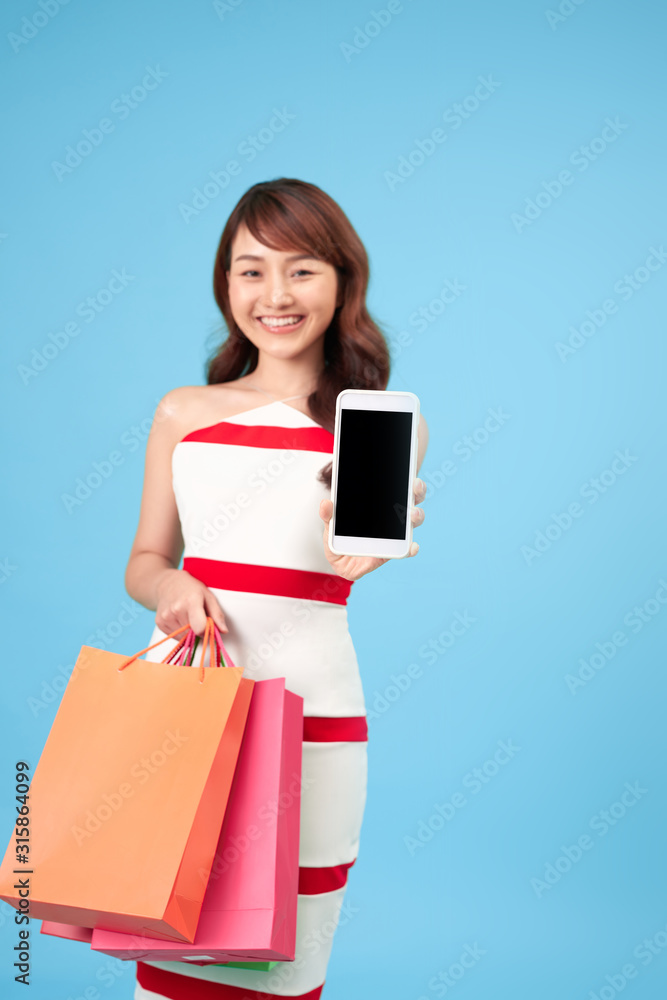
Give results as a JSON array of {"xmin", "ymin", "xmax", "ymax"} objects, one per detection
[
  {"xmin": 207, "ymin": 178, "xmax": 419, "ymax": 490},
  {"xmin": 124, "ymin": 177, "xmax": 428, "ymax": 1000},
  {"xmin": 230, "ymin": 240, "xmax": 339, "ymax": 341}
]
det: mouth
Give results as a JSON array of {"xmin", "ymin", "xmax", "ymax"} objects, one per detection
[{"xmin": 255, "ymin": 314, "xmax": 306, "ymax": 333}]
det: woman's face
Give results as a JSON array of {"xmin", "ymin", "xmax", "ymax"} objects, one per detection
[{"xmin": 226, "ymin": 222, "xmax": 340, "ymax": 361}]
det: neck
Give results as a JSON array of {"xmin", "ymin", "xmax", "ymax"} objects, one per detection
[{"xmin": 250, "ymin": 342, "xmax": 324, "ymax": 397}]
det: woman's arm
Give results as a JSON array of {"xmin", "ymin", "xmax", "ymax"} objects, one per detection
[{"xmin": 124, "ymin": 389, "xmax": 228, "ymax": 635}]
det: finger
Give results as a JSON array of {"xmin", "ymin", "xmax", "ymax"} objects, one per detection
[
  {"xmin": 155, "ymin": 611, "xmax": 183, "ymax": 636},
  {"xmin": 344, "ymin": 556, "xmax": 389, "ymax": 581},
  {"xmin": 187, "ymin": 603, "xmax": 209, "ymax": 636},
  {"xmin": 407, "ymin": 541, "xmax": 420, "ymax": 557},
  {"xmin": 203, "ymin": 591, "xmax": 228, "ymax": 633},
  {"xmin": 319, "ymin": 498, "xmax": 333, "ymax": 524},
  {"xmin": 156, "ymin": 606, "xmax": 190, "ymax": 635},
  {"xmin": 410, "ymin": 506, "xmax": 426, "ymax": 527},
  {"xmin": 413, "ymin": 477, "xmax": 427, "ymax": 504}
]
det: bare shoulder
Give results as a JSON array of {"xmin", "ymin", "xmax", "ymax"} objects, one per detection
[
  {"xmin": 151, "ymin": 381, "xmax": 271, "ymax": 443},
  {"xmin": 155, "ymin": 385, "xmax": 207, "ymax": 420},
  {"xmin": 150, "ymin": 385, "xmax": 209, "ymax": 442}
]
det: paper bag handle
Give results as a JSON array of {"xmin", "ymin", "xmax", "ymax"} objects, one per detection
[
  {"xmin": 165, "ymin": 620, "xmax": 238, "ymax": 672},
  {"xmin": 117, "ymin": 617, "xmax": 238, "ymax": 683},
  {"xmin": 117, "ymin": 624, "xmax": 190, "ymax": 673}
]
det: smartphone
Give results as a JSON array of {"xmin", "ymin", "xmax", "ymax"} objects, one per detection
[{"xmin": 329, "ymin": 389, "xmax": 421, "ymax": 558}]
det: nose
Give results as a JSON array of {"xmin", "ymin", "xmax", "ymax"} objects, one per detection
[
  {"xmin": 263, "ymin": 274, "xmax": 293, "ymax": 307},
  {"xmin": 270, "ymin": 285, "xmax": 290, "ymax": 305}
]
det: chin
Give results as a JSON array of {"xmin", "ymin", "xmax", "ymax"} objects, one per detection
[{"xmin": 265, "ymin": 343, "xmax": 303, "ymax": 359}]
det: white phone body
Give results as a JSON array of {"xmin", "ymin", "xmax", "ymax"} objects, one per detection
[{"xmin": 329, "ymin": 389, "xmax": 421, "ymax": 559}]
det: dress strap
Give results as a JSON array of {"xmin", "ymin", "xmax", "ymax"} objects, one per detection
[{"xmin": 244, "ymin": 382, "xmax": 310, "ymax": 403}]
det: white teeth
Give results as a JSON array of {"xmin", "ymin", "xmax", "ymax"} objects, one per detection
[{"xmin": 258, "ymin": 316, "xmax": 303, "ymax": 327}]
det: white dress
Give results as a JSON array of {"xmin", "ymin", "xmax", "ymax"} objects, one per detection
[{"xmin": 134, "ymin": 387, "xmax": 368, "ymax": 999}]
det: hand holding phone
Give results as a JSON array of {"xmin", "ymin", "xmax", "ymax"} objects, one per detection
[{"xmin": 327, "ymin": 389, "xmax": 422, "ymax": 559}]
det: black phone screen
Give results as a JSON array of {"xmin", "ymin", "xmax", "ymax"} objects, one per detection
[{"xmin": 333, "ymin": 408, "xmax": 413, "ymax": 539}]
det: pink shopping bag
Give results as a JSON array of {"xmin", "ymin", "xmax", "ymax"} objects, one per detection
[
  {"xmin": 40, "ymin": 922, "xmax": 92, "ymax": 943},
  {"xmin": 90, "ymin": 677, "xmax": 303, "ymax": 963},
  {"xmin": 38, "ymin": 921, "xmax": 279, "ymax": 971}
]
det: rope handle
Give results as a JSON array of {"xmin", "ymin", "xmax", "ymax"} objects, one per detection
[
  {"xmin": 170, "ymin": 628, "xmax": 195, "ymax": 666},
  {"xmin": 117, "ymin": 618, "xmax": 238, "ymax": 683},
  {"xmin": 198, "ymin": 618, "xmax": 213, "ymax": 683},
  {"xmin": 117, "ymin": 624, "xmax": 191, "ymax": 672},
  {"xmin": 171, "ymin": 621, "xmax": 238, "ymax": 672},
  {"xmin": 164, "ymin": 631, "xmax": 190, "ymax": 666},
  {"xmin": 212, "ymin": 622, "xmax": 238, "ymax": 670}
]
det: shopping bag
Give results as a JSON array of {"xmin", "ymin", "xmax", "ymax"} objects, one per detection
[
  {"xmin": 213, "ymin": 961, "xmax": 279, "ymax": 970},
  {"xmin": 39, "ymin": 923, "xmax": 278, "ymax": 970},
  {"xmin": 0, "ymin": 619, "xmax": 253, "ymax": 943},
  {"xmin": 40, "ymin": 922, "xmax": 92, "ymax": 944},
  {"xmin": 91, "ymin": 676, "xmax": 303, "ymax": 963}
]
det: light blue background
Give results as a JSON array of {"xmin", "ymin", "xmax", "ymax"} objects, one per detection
[{"xmin": 1, "ymin": 0, "xmax": 666, "ymax": 997}]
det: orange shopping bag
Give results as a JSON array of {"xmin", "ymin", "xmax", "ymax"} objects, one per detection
[{"xmin": 0, "ymin": 618, "xmax": 253, "ymax": 943}]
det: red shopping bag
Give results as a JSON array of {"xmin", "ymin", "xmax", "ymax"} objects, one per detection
[
  {"xmin": 90, "ymin": 676, "xmax": 303, "ymax": 962},
  {"xmin": 0, "ymin": 619, "xmax": 253, "ymax": 943}
]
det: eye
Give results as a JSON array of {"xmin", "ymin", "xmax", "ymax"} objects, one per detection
[{"xmin": 238, "ymin": 267, "xmax": 314, "ymax": 278}]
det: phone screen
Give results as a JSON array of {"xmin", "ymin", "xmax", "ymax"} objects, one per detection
[{"xmin": 334, "ymin": 408, "xmax": 413, "ymax": 539}]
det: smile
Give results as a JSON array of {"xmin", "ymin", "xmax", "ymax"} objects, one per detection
[{"xmin": 256, "ymin": 315, "xmax": 305, "ymax": 332}]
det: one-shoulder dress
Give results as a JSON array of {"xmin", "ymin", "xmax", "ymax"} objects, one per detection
[{"xmin": 134, "ymin": 387, "xmax": 368, "ymax": 1000}]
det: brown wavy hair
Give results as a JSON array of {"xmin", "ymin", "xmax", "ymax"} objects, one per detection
[{"xmin": 207, "ymin": 178, "xmax": 390, "ymax": 488}]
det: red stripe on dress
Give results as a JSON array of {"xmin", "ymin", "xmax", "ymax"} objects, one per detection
[
  {"xmin": 136, "ymin": 964, "xmax": 322, "ymax": 999},
  {"xmin": 299, "ymin": 860, "xmax": 355, "ymax": 894},
  {"xmin": 182, "ymin": 421, "xmax": 333, "ymax": 453},
  {"xmin": 303, "ymin": 716, "xmax": 368, "ymax": 742},
  {"xmin": 183, "ymin": 558, "xmax": 352, "ymax": 606}
]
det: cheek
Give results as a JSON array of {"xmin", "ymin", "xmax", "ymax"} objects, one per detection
[
  {"xmin": 304, "ymin": 282, "xmax": 337, "ymax": 317},
  {"xmin": 227, "ymin": 283, "xmax": 246, "ymax": 309}
]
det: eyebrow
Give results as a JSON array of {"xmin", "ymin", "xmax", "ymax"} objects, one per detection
[{"xmin": 233, "ymin": 253, "xmax": 321, "ymax": 264}]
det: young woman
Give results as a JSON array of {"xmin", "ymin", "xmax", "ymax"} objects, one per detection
[{"xmin": 125, "ymin": 177, "xmax": 428, "ymax": 999}]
